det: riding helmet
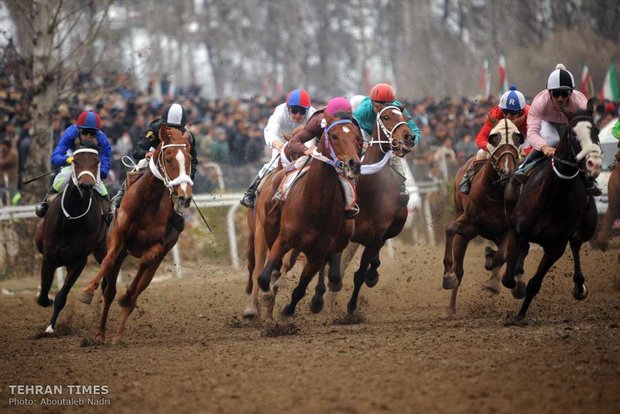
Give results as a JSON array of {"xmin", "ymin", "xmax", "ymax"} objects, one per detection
[
  {"xmin": 163, "ymin": 103, "xmax": 187, "ymax": 128},
  {"xmin": 499, "ymin": 85, "xmax": 526, "ymax": 112},
  {"xmin": 546, "ymin": 64, "xmax": 575, "ymax": 90},
  {"xmin": 286, "ymin": 89, "xmax": 312, "ymax": 109},
  {"xmin": 325, "ymin": 97, "xmax": 352, "ymax": 117},
  {"xmin": 370, "ymin": 83, "xmax": 395, "ymax": 103},
  {"xmin": 76, "ymin": 111, "xmax": 101, "ymax": 131}
]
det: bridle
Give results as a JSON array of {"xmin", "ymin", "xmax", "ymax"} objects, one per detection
[
  {"xmin": 551, "ymin": 116, "xmax": 601, "ymax": 180},
  {"xmin": 486, "ymin": 119, "xmax": 520, "ymax": 182},
  {"xmin": 310, "ymin": 119, "xmax": 360, "ymax": 176},
  {"xmin": 149, "ymin": 143, "xmax": 194, "ymax": 195},
  {"xmin": 368, "ymin": 106, "xmax": 410, "ymax": 154},
  {"xmin": 62, "ymin": 148, "xmax": 99, "ymax": 220}
]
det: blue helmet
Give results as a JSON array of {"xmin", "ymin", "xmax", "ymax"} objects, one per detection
[{"xmin": 499, "ymin": 85, "xmax": 526, "ymax": 112}]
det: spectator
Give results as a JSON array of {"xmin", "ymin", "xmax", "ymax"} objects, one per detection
[{"xmin": 0, "ymin": 139, "xmax": 19, "ymax": 206}]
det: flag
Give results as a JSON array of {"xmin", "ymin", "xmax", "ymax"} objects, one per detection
[
  {"xmin": 498, "ymin": 53, "xmax": 507, "ymax": 93},
  {"xmin": 167, "ymin": 75, "xmax": 176, "ymax": 100},
  {"xmin": 600, "ymin": 62, "xmax": 619, "ymax": 102},
  {"xmin": 580, "ymin": 64, "xmax": 594, "ymax": 97},
  {"xmin": 480, "ymin": 59, "xmax": 490, "ymax": 98}
]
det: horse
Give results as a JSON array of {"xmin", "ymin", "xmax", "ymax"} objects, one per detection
[
  {"xmin": 501, "ymin": 100, "xmax": 602, "ymax": 322},
  {"xmin": 77, "ymin": 125, "xmax": 193, "ymax": 343},
  {"xmin": 340, "ymin": 104, "xmax": 416, "ymax": 314},
  {"xmin": 441, "ymin": 117, "xmax": 524, "ymax": 315},
  {"xmin": 247, "ymin": 117, "xmax": 362, "ymax": 318},
  {"xmin": 34, "ymin": 142, "xmax": 108, "ymax": 334},
  {"xmin": 591, "ymin": 155, "xmax": 620, "ymax": 250}
]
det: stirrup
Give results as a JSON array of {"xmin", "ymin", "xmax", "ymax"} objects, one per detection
[
  {"xmin": 459, "ymin": 180, "xmax": 470, "ymax": 195},
  {"xmin": 586, "ymin": 184, "xmax": 602, "ymax": 197},
  {"xmin": 104, "ymin": 211, "xmax": 114, "ymax": 226},
  {"xmin": 345, "ymin": 204, "xmax": 360, "ymax": 219},
  {"xmin": 240, "ymin": 193, "xmax": 255, "ymax": 208}
]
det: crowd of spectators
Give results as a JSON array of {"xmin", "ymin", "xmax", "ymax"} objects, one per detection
[{"xmin": 1, "ymin": 40, "xmax": 619, "ymax": 206}]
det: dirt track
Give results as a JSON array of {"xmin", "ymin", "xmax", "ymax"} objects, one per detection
[{"xmin": 1, "ymin": 242, "xmax": 619, "ymax": 414}]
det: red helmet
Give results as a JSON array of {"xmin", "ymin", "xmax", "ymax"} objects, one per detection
[
  {"xmin": 370, "ymin": 83, "xmax": 395, "ymax": 103},
  {"xmin": 76, "ymin": 111, "xmax": 102, "ymax": 131}
]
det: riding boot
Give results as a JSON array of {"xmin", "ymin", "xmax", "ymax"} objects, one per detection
[
  {"xmin": 398, "ymin": 182, "xmax": 410, "ymax": 206},
  {"xmin": 513, "ymin": 149, "xmax": 544, "ymax": 182},
  {"xmin": 110, "ymin": 181, "xmax": 126, "ymax": 213},
  {"xmin": 585, "ymin": 177, "xmax": 602, "ymax": 197},
  {"xmin": 35, "ymin": 188, "xmax": 56, "ymax": 218},
  {"xmin": 101, "ymin": 193, "xmax": 114, "ymax": 226},
  {"xmin": 240, "ymin": 174, "xmax": 262, "ymax": 208},
  {"xmin": 458, "ymin": 163, "xmax": 475, "ymax": 195}
]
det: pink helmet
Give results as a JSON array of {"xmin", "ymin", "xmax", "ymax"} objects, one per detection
[{"xmin": 325, "ymin": 97, "xmax": 352, "ymax": 117}]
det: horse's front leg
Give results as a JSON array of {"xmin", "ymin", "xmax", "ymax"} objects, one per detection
[
  {"xmin": 569, "ymin": 236, "xmax": 588, "ymax": 301},
  {"xmin": 310, "ymin": 261, "xmax": 327, "ymax": 314},
  {"xmin": 79, "ymin": 234, "xmax": 126, "ymax": 304},
  {"xmin": 515, "ymin": 242, "xmax": 567, "ymax": 321},
  {"xmin": 257, "ymin": 237, "xmax": 287, "ymax": 292},
  {"xmin": 281, "ymin": 252, "xmax": 325, "ymax": 316},
  {"xmin": 347, "ymin": 244, "xmax": 379, "ymax": 314},
  {"xmin": 96, "ymin": 250, "xmax": 128, "ymax": 342},
  {"xmin": 114, "ymin": 246, "xmax": 166, "ymax": 344},
  {"xmin": 46, "ymin": 257, "xmax": 87, "ymax": 334},
  {"xmin": 447, "ymin": 232, "xmax": 472, "ymax": 316},
  {"xmin": 442, "ymin": 220, "xmax": 460, "ymax": 289},
  {"xmin": 502, "ymin": 230, "xmax": 522, "ymax": 289},
  {"xmin": 37, "ymin": 259, "xmax": 56, "ymax": 308}
]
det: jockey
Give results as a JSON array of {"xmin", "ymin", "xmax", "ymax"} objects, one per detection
[
  {"xmin": 459, "ymin": 85, "xmax": 529, "ymax": 194},
  {"xmin": 513, "ymin": 63, "xmax": 601, "ymax": 195},
  {"xmin": 280, "ymin": 96, "xmax": 362, "ymax": 218},
  {"xmin": 240, "ymin": 88, "xmax": 316, "ymax": 208},
  {"xmin": 353, "ymin": 83, "xmax": 420, "ymax": 204},
  {"xmin": 110, "ymin": 103, "xmax": 198, "ymax": 215},
  {"xmin": 35, "ymin": 110, "xmax": 112, "ymax": 218}
]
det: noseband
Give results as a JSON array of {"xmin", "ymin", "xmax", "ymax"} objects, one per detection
[
  {"xmin": 551, "ymin": 116, "xmax": 601, "ymax": 180},
  {"xmin": 63, "ymin": 148, "xmax": 100, "ymax": 220},
  {"xmin": 310, "ymin": 119, "xmax": 358, "ymax": 175},
  {"xmin": 149, "ymin": 143, "xmax": 194, "ymax": 195}
]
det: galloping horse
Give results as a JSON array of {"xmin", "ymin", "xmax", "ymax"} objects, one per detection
[
  {"xmin": 34, "ymin": 142, "xmax": 108, "ymax": 334},
  {"xmin": 343, "ymin": 105, "xmax": 416, "ymax": 314},
  {"xmin": 442, "ymin": 118, "xmax": 524, "ymax": 314},
  {"xmin": 592, "ymin": 155, "xmax": 620, "ymax": 250},
  {"xmin": 78, "ymin": 125, "xmax": 193, "ymax": 343},
  {"xmin": 501, "ymin": 100, "xmax": 602, "ymax": 321},
  {"xmin": 249, "ymin": 117, "xmax": 362, "ymax": 318}
]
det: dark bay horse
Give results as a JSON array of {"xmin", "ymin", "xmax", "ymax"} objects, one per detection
[
  {"xmin": 442, "ymin": 117, "xmax": 524, "ymax": 315},
  {"xmin": 342, "ymin": 105, "xmax": 416, "ymax": 314},
  {"xmin": 34, "ymin": 143, "xmax": 108, "ymax": 334},
  {"xmin": 592, "ymin": 156, "xmax": 620, "ymax": 250},
  {"xmin": 78, "ymin": 125, "xmax": 194, "ymax": 343},
  {"xmin": 501, "ymin": 101, "xmax": 602, "ymax": 322},
  {"xmin": 250, "ymin": 118, "xmax": 362, "ymax": 318}
]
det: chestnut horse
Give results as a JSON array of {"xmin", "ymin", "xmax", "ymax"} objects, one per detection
[
  {"xmin": 78, "ymin": 125, "xmax": 194, "ymax": 343},
  {"xmin": 501, "ymin": 101, "xmax": 602, "ymax": 322},
  {"xmin": 34, "ymin": 142, "xmax": 108, "ymax": 334},
  {"xmin": 442, "ymin": 117, "xmax": 524, "ymax": 314},
  {"xmin": 248, "ymin": 118, "xmax": 362, "ymax": 318},
  {"xmin": 342, "ymin": 105, "xmax": 416, "ymax": 314},
  {"xmin": 592, "ymin": 155, "xmax": 620, "ymax": 250}
]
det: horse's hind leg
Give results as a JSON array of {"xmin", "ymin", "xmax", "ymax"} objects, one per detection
[
  {"xmin": 442, "ymin": 220, "xmax": 460, "ymax": 289},
  {"xmin": 79, "ymin": 235, "xmax": 126, "ymax": 304},
  {"xmin": 447, "ymin": 233, "xmax": 471, "ymax": 315},
  {"xmin": 46, "ymin": 258, "xmax": 87, "ymax": 333},
  {"xmin": 310, "ymin": 262, "xmax": 326, "ymax": 314},
  {"xmin": 282, "ymin": 254, "xmax": 324, "ymax": 316},
  {"xmin": 96, "ymin": 251, "xmax": 127, "ymax": 341},
  {"xmin": 515, "ymin": 243, "xmax": 566, "ymax": 321},
  {"xmin": 569, "ymin": 236, "xmax": 588, "ymax": 300},
  {"xmin": 37, "ymin": 260, "xmax": 56, "ymax": 308},
  {"xmin": 347, "ymin": 246, "xmax": 375, "ymax": 314}
]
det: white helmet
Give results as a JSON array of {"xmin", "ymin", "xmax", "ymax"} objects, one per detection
[
  {"xmin": 349, "ymin": 95, "xmax": 365, "ymax": 112},
  {"xmin": 546, "ymin": 64, "xmax": 575, "ymax": 91}
]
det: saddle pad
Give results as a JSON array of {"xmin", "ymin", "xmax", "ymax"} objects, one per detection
[{"xmin": 278, "ymin": 166, "xmax": 311, "ymax": 200}]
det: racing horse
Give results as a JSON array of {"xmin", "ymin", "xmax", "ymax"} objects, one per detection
[
  {"xmin": 501, "ymin": 100, "xmax": 602, "ymax": 321},
  {"xmin": 442, "ymin": 117, "xmax": 524, "ymax": 315},
  {"xmin": 34, "ymin": 142, "xmax": 108, "ymax": 334},
  {"xmin": 341, "ymin": 104, "xmax": 416, "ymax": 314},
  {"xmin": 251, "ymin": 117, "xmax": 362, "ymax": 318},
  {"xmin": 78, "ymin": 125, "xmax": 193, "ymax": 343},
  {"xmin": 591, "ymin": 152, "xmax": 620, "ymax": 250}
]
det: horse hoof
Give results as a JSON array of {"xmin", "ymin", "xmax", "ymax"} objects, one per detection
[
  {"xmin": 37, "ymin": 296, "xmax": 53, "ymax": 308},
  {"xmin": 442, "ymin": 274, "xmax": 459, "ymax": 290},
  {"xmin": 272, "ymin": 277, "xmax": 288, "ymax": 289},
  {"xmin": 327, "ymin": 280, "xmax": 343, "ymax": 292},
  {"xmin": 347, "ymin": 301, "xmax": 357, "ymax": 315},
  {"xmin": 504, "ymin": 314, "xmax": 527, "ymax": 326},
  {"xmin": 242, "ymin": 306, "xmax": 258, "ymax": 319},
  {"xmin": 280, "ymin": 304, "xmax": 295, "ymax": 316},
  {"xmin": 365, "ymin": 274, "xmax": 379, "ymax": 288},
  {"xmin": 511, "ymin": 281, "xmax": 526, "ymax": 299},
  {"xmin": 117, "ymin": 295, "xmax": 131, "ymax": 308},
  {"xmin": 310, "ymin": 296, "xmax": 324, "ymax": 314},
  {"xmin": 77, "ymin": 290, "xmax": 93, "ymax": 305},
  {"xmin": 483, "ymin": 280, "xmax": 500, "ymax": 295},
  {"xmin": 112, "ymin": 337, "xmax": 126, "ymax": 346},
  {"xmin": 44, "ymin": 324, "xmax": 55, "ymax": 334},
  {"xmin": 258, "ymin": 276, "xmax": 271, "ymax": 292},
  {"xmin": 572, "ymin": 284, "xmax": 588, "ymax": 301},
  {"xmin": 502, "ymin": 276, "xmax": 516, "ymax": 290}
]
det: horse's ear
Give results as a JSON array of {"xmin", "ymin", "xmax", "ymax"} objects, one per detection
[
  {"xmin": 487, "ymin": 113, "xmax": 499, "ymax": 127},
  {"xmin": 512, "ymin": 113, "xmax": 526, "ymax": 128},
  {"xmin": 586, "ymin": 97, "xmax": 597, "ymax": 116},
  {"xmin": 159, "ymin": 124, "xmax": 168, "ymax": 143},
  {"xmin": 182, "ymin": 129, "xmax": 191, "ymax": 144}
]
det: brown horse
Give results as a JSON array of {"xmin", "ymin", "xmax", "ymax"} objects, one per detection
[
  {"xmin": 248, "ymin": 118, "xmax": 362, "ymax": 318},
  {"xmin": 342, "ymin": 104, "xmax": 416, "ymax": 314},
  {"xmin": 442, "ymin": 117, "xmax": 524, "ymax": 315},
  {"xmin": 78, "ymin": 125, "xmax": 193, "ymax": 343},
  {"xmin": 592, "ymin": 156, "xmax": 620, "ymax": 250},
  {"xmin": 501, "ymin": 100, "xmax": 602, "ymax": 322},
  {"xmin": 34, "ymin": 142, "xmax": 108, "ymax": 334}
]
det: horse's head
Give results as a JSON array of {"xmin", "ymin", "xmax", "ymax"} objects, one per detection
[
  {"xmin": 318, "ymin": 116, "xmax": 362, "ymax": 180},
  {"xmin": 371, "ymin": 104, "xmax": 415, "ymax": 157},
  {"xmin": 71, "ymin": 142, "xmax": 101, "ymax": 195},
  {"xmin": 560, "ymin": 99, "xmax": 602, "ymax": 179},
  {"xmin": 154, "ymin": 125, "xmax": 194, "ymax": 209},
  {"xmin": 487, "ymin": 117, "xmax": 524, "ymax": 177}
]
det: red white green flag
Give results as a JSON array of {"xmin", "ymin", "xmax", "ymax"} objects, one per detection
[
  {"xmin": 599, "ymin": 62, "xmax": 619, "ymax": 102},
  {"xmin": 579, "ymin": 64, "xmax": 594, "ymax": 97}
]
